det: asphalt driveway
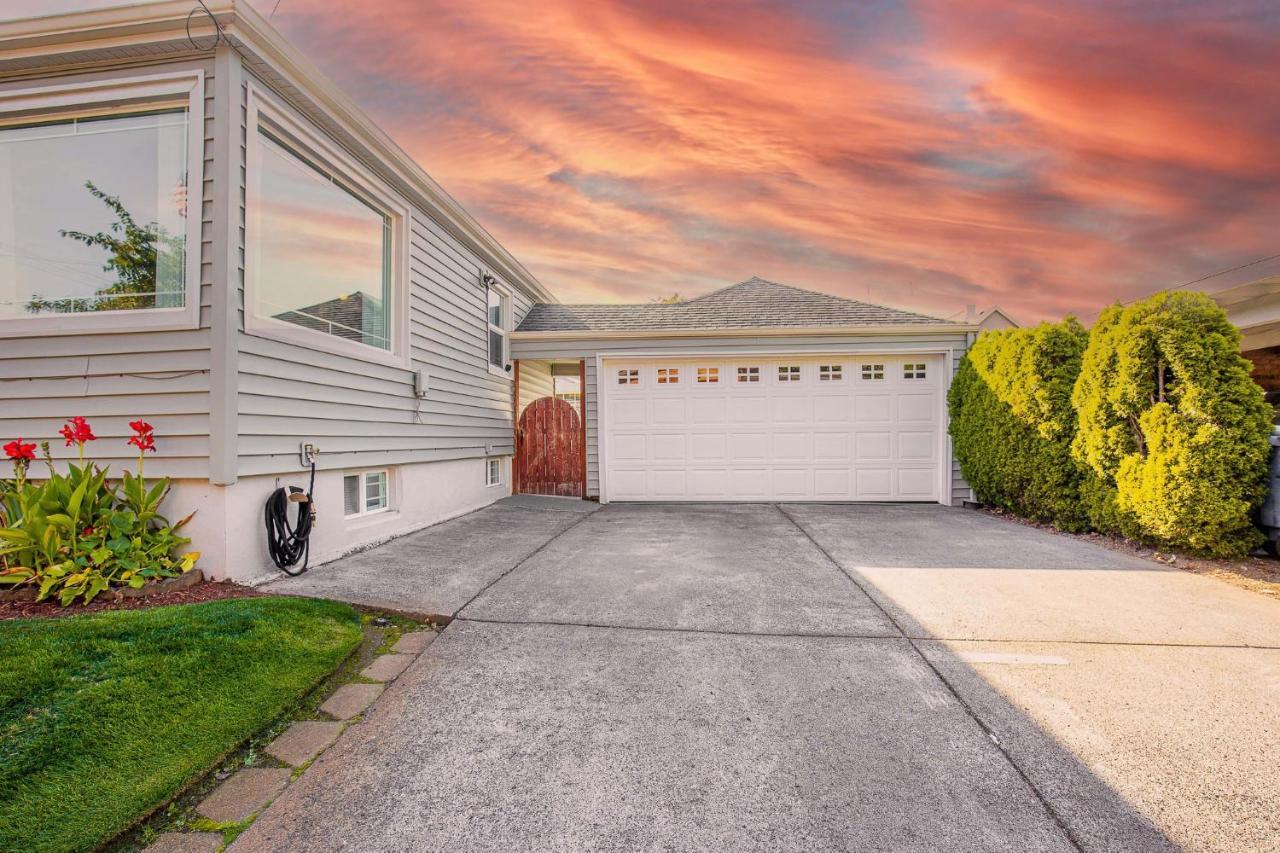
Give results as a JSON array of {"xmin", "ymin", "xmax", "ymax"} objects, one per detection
[{"xmin": 242, "ymin": 500, "xmax": 1280, "ymax": 852}]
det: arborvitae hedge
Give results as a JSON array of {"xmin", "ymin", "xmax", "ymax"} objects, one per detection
[
  {"xmin": 950, "ymin": 291, "xmax": 1272, "ymax": 557},
  {"xmin": 949, "ymin": 319, "xmax": 1093, "ymax": 531},
  {"xmin": 1071, "ymin": 291, "xmax": 1272, "ymax": 557}
]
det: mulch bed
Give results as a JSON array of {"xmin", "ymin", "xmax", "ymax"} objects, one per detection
[
  {"xmin": 983, "ymin": 507, "xmax": 1280, "ymax": 599},
  {"xmin": 0, "ymin": 581, "xmax": 262, "ymax": 621}
]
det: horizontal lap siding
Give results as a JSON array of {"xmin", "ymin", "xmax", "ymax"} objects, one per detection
[
  {"xmin": 0, "ymin": 64, "xmax": 216, "ymax": 480},
  {"xmin": 233, "ymin": 87, "xmax": 530, "ymax": 476},
  {"xmin": 512, "ymin": 333, "xmax": 971, "ymax": 500}
]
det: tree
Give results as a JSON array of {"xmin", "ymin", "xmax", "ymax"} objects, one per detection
[
  {"xmin": 1071, "ymin": 291, "xmax": 1272, "ymax": 556},
  {"xmin": 26, "ymin": 181, "xmax": 184, "ymax": 314}
]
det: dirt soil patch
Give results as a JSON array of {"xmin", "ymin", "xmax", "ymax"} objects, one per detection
[
  {"xmin": 0, "ymin": 580, "xmax": 261, "ymax": 621},
  {"xmin": 983, "ymin": 508, "xmax": 1280, "ymax": 599}
]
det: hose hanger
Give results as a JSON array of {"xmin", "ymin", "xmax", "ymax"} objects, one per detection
[{"xmin": 265, "ymin": 452, "xmax": 316, "ymax": 576}]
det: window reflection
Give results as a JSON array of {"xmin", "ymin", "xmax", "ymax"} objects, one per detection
[
  {"xmin": 0, "ymin": 108, "xmax": 189, "ymax": 318},
  {"xmin": 250, "ymin": 129, "xmax": 391, "ymax": 351}
]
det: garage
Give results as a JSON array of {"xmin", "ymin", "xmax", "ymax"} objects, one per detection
[{"xmin": 601, "ymin": 354, "xmax": 946, "ymax": 502}]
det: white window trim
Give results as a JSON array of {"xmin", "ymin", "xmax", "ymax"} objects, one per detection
[
  {"xmin": 486, "ymin": 277, "xmax": 512, "ymax": 379},
  {"xmin": 244, "ymin": 83, "xmax": 411, "ymax": 368},
  {"xmin": 0, "ymin": 71, "xmax": 205, "ymax": 339},
  {"xmin": 344, "ymin": 468, "xmax": 392, "ymax": 518},
  {"xmin": 485, "ymin": 456, "xmax": 505, "ymax": 487}
]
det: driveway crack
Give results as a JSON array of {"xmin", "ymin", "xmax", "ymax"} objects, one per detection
[{"xmin": 775, "ymin": 503, "xmax": 1086, "ymax": 852}]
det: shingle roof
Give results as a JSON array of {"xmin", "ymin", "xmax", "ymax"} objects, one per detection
[{"xmin": 515, "ymin": 277, "xmax": 948, "ymax": 333}]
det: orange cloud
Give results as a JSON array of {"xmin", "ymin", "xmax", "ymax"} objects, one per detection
[{"xmin": 266, "ymin": 0, "xmax": 1280, "ymax": 321}]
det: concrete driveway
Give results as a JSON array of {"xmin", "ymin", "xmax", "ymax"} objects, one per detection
[{"xmin": 240, "ymin": 500, "xmax": 1280, "ymax": 852}]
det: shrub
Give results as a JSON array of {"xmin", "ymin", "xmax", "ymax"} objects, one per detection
[
  {"xmin": 949, "ymin": 319, "xmax": 1094, "ymax": 530},
  {"xmin": 1071, "ymin": 291, "xmax": 1272, "ymax": 557},
  {"xmin": 0, "ymin": 418, "xmax": 199, "ymax": 604}
]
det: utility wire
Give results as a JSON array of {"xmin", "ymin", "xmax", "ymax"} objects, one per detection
[{"xmin": 1165, "ymin": 252, "xmax": 1280, "ymax": 293}]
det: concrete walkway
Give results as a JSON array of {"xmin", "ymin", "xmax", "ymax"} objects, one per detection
[{"xmin": 240, "ymin": 501, "xmax": 1280, "ymax": 851}]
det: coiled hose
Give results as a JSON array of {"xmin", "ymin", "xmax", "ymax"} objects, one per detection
[{"xmin": 264, "ymin": 461, "xmax": 315, "ymax": 576}]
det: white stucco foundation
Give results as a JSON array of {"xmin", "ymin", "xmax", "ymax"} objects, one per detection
[{"xmin": 169, "ymin": 456, "xmax": 510, "ymax": 584}]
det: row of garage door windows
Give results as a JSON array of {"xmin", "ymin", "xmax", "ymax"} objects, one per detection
[{"xmin": 616, "ymin": 362, "xmax": 928, "ymax": 386}]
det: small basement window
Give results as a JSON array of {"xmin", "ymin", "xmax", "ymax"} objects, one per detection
[
  {"xmin": 778, "ymin": 365, "xmax": 801, "ymax": 382},
  {"xmin": 696, "ymin": 367, "xmax": 719, "ymax": 384},
  {"xmin": 904, "ymin": 362, "xmax": 928, "ymax": 380},
  {"xmin": 819, "ymin": 365, "xmax": 842, "ymax": 381},
  {"xmin": 737, "ymin": 366, "xmax": 760, "ymax": 382},
  {"xmin": 486, "ymin": 457, "xmax": 503, "ymax": 487},
  {"xmin": 657, "ymin": 368, "xmax": 679, "ymax": 384},
  {"xmin": 344, "ymin": 470, "xmax": 389, "ymax": 517},
  {"xmin": 617, "ymin": 369, "xmax": 639, "ymax": 385},
  {"xmin": 861, "ymin": 363, "xmax": 885, "ymax": 380}
]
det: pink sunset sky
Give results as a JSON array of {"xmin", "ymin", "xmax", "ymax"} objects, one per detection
[{"xmin": 11, "ymin": 0, "xmax": 1280, "ymax": 321}]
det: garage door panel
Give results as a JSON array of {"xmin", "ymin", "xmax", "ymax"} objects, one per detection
[{"xmin": 604, "ymin": 355, "xmax": 943, "ymax": 502}]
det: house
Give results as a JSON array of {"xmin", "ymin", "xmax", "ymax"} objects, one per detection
[
  {"xmin": 510, "ymin": 278, "xmax": 988, "ymax": 505},
  {"xmin": 1208, "ymin": 274, "xmax": 1280, "ymax": 397},
  {"xmin": 0, "ymin": 1, "xmax": 998, "ymax": 583}
]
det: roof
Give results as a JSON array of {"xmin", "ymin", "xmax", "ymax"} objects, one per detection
[
  {"xmin": 516, "ymin": 277, "xmax": 951, "ymax": 334},
  {"xmin": 0, "ymin": 0, "xmax": 555, "ymax": 304}
]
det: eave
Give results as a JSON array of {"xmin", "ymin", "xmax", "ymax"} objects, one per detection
[{"xmin": 511, "ymin": 323, "xmax": 978, "ymax": 342}]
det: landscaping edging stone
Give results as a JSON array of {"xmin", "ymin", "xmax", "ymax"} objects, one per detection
[
  {"xmin": 145, "ymin": 626, "xmax": 437, "ymax": 851},
  {"xmin": 0, "ymin": 569, "xmax": 204, "ymax": 603}
]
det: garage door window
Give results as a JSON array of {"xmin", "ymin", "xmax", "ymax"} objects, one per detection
[
  {"xmin": 861, "ymin": 363, "xmax": 885, "ymax": 380},
  {"xmin": 617, "ymin": 369, "xmax": 639, "ymax": 386},
  {"xmin": 819, "ymin": 365, "xmax": 842, "ymax": 381},
  {"xmin": 737, "ymin": 366, "xmax": 760, "ymax": 382},
  {"xmin": 777, "ymin": 365, "xmax": 801, "ymax": 382},
  {"xmin": 657, "ymin": 368, "xmax": 679, "ymax": 384},
  {"xmin": 696, "ymin": 367, "xmax": 719, "ymax": 384},
  {"xmin": 904, "ymin": 363, "xmax": 928, "ymax": 380}
]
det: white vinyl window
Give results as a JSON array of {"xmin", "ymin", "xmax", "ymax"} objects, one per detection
[
  {"xmin": 486, "ymin": 457, "xmax": 503, "ymax": 487},
  {"xmin": 861, "ymin": 363, "xmax": 885, "ymax": 380},
  {"xmin": 777, "ymin": 365, "xmax": 801, "ymax": 382},
  {"xmin": 819, "ymin": 365, "xmax": 843, "ymax": 381},
  {"xmin": 487, "ymin": 282, "xmax": 510, "ymax": 376},
  {"xmin": 657, "ymin": 368, "xmax": 679, "ymax": 384},
  {"xmin": 344, "ymin": 470, "xmax": 389, "ymax": 517},
  {"xmin": 904, "ymin": 362, "xmax": 928, "ymax": 380},
  {"xmin": 245, "ymin": 85, "xmax": 408, "ymax": 367},
  {"xmin": 0, "ymin": 72, "xmax": 204, "ymax": 338},
  {"xmin": 696, "ymin": 367, "xmax": 719, "ymax": 384},
  {"xmin": 737, "ymin": 366, "xmax": 760, "ymax": 382}
]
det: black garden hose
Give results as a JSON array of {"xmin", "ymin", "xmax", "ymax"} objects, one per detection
[{"xmin": 264, "ymin": 461, "xmax": 316, "ymax": 576}]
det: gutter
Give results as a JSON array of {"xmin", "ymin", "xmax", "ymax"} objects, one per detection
[
  {"xmin": 511, "ymin": 323, "xmax": 979, "ymax": 342},
  {"xmin": 0, "ymin": 0, "xmax": 557, "ymax": 305}
]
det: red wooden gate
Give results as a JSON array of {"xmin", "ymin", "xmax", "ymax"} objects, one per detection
[{"xmin": 516, "ymin": 396, "xmax": 584, "ymax": 497}]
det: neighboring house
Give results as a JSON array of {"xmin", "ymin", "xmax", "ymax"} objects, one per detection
[
  {"xmin": 0, "ymin": 2, "xmax": 1001, "ymax": 582},
  {"xmin": 0, "ymin": 1, "xmax": 552, "ymax": 582},
  {"xmin": 1208, "ymin": 275, "xmax": 1280, "ymax": 397},
  {"xmin": 510, "ymin": 278, "xmax": 991, "ymax": 505}
]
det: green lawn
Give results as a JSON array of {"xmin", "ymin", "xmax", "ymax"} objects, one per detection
[{"xmin": 0, "ymin": 596, "xmax": 362, "ymax": 853}]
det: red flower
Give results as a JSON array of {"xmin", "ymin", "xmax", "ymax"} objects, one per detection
[
  {"xmin": 128, "ymin": 432, "xmax": 156, "ymax": 453},
  {"xmin": 128, "ymin": 420, "xmax": 154, "ymax": 435},
  {"xmin": 60, "ymin": 416, "xmax": 96, "ymax": 446},
  {"xmin": 4, "ymin": 439, "xmax": 36, "ymax": 461}
]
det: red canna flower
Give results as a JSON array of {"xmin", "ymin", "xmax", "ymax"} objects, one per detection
[
  {"xmin": 4, "ymin": 439, "xmax": 36, "ymax": 461},
  {"xmin": 60, "ymin": 416, "xmax": 96, "ymax": 446},
  {"xmin": 128, "ymin": 432, "xmax": 156, "ymax": 453},
  {"xmin": 128, "ymin": 420, "xmax": 154, "ymax": 436}
]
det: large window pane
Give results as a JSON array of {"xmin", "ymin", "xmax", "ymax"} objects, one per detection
[
  {"xmin": 0, "ymin": 108, "xmax": 189, "ymax": 318},
  {"xmin": 250, "ymin": 130, "xmax": 391, "ymax": 351}
]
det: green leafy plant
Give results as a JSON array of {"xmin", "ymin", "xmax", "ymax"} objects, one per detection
[
  {"xmin": 949, "ymin": 318, "xmax": 1096, "ymax": 531},
  {"xmin": 1072, "ymin": 291, "xmax": 1272, "ymax": 557},
  {"xmin": 0, "ymin": 418, "xmax": 199, "ymax": 605}
]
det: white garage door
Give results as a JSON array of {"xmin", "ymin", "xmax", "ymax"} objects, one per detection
[{"xmin": 602, "ymin": 355, "xmax": 944, "ymax": 502}]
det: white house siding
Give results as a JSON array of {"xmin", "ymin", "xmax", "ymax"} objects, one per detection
[
  {"xmin": 0, "ymin": 59, "xmax": 217, "ymax": 479},
  {"xmin": 511, "ymin": 333, "xmax": 972, "ymax": 505}
]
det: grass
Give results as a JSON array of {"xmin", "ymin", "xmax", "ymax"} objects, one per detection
[{"xmin": 0, "ymin": 596, "xmax": 362, "ymax": 853}]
